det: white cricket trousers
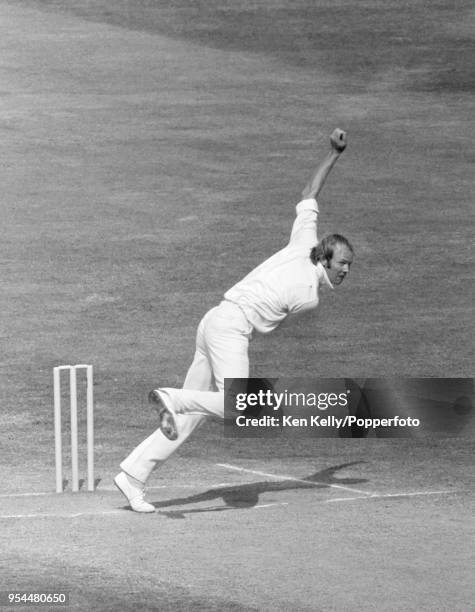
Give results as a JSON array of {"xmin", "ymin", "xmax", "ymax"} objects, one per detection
[{"xmin": 120, "ymin": 301, "xmax": 252, "ymax": 483}]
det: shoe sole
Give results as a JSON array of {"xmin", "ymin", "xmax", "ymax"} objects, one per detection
[{"xmin": 149, "ymin": 390, "xmax": 179, "ymax": 441}]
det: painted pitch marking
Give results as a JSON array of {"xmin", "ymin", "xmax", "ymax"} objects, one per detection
[
  {"xmin": 216, "ymin": 462, "xmax": 373, "ymax": 496},
  {"xmin": 326, "ymin": 490, "xmax": 459, "ymax": 503}
]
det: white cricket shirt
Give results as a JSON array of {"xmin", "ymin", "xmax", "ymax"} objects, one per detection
[{"xmin": 224, "ymin": 198, "xmax": 333, "ymax": 334}]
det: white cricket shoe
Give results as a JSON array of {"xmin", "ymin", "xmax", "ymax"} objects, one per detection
[
  {"xmin": 148, "ymin": 389, "xmax": 179, "ymax": 441},
  {"xmin": 114, "ymin": 472, "xmax": 155, "ymax": 513}
]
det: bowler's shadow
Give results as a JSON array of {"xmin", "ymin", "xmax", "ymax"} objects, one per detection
[{"xmin": 152, "ymin": 462, "xmax": 367, "ymax": 519}]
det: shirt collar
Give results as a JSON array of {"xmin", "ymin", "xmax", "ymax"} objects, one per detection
[{"xmin": 315, "ymin": 261, "xmax": 334, "ymax": 289}]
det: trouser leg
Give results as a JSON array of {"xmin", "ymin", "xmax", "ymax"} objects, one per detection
[
  {"xmin": 120, "ymin": 321, "xmax": 212, "ymax": 483},
  {"xmin": 119, "ymin": 411, "xmax": 206, "ymax": 483},
  {"xmin": 159, "ymin": 302, "xmax": 251, "ymax": 418}
]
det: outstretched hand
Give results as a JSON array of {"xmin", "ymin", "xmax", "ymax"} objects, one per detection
[
  {"xmin": 301, "ymin": 128, "xmax": 348, "ymax": 199},
  {"xmin": 330, "ymin": 128, "xmax": 347, "ymax": 153}
]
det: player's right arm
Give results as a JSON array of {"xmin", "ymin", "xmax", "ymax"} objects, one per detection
[
  {"xmin": 301, "ymin": 128, "xmax": 347, "ymax": 200},
  {"xmin": 289, "ymin": 129, "xmax": 347, "ymax": 247}
]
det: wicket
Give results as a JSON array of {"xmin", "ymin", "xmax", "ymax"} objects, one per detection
[{"xmin": 53, "ymin": 364, "xmax": 94, "ymax": 493}]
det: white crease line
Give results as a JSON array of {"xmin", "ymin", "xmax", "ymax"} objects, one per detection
[
  {"xmin": 0, "ymin": 502, "xmax": 289, "ymax": 520},
  {"xmin": 216, "ymin": 463, "xmax": 373, "ymax": 496},
  {"xmin": 105, "ymin": 482, "xmax": 237, "ymax": 492},
  {"xmin": 255, "ymin": 503, "xmax": 289, "ymax": 509},
  {"xmin": 0, "ymin": 492, "xmax": 54, "ymax": 498},
  {"xmin": 0, "ymin": 483, "xmax": 237, "ymax": 499},
  {"xmin": 0, "ymin": 491, "xmax": 463, "ymax": 519},
  {"xmin": 0, "ymin": 510, "xmax": 125, "ymax": 519},
  {"xmin": 326, "ymin": 490, "xmax": 459, "ymax": 503}
]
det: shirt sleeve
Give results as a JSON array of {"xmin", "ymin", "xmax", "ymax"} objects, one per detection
[{"xmin": 288, "ymin": 198, "xmax": 319, "ymax": 248}]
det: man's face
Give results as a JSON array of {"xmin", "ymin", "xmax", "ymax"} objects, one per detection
[{"xmin": 325, "ymin": 244, "xmax": 353, "ymax": 285}]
